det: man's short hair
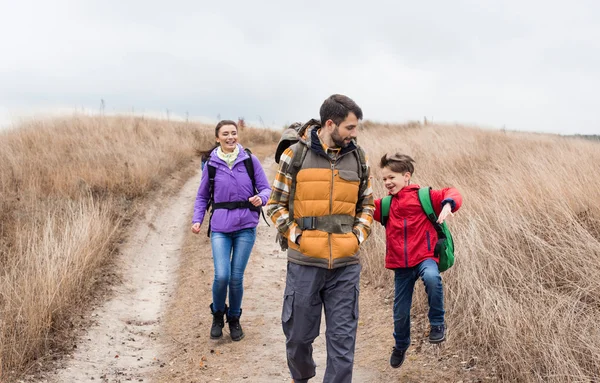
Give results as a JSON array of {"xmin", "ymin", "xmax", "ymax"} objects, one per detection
[{"xmin": 319, "ymin": 94, "xmax": 363, "ymax": 126}]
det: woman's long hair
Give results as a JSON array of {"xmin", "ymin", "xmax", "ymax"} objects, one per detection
[{"xmin": 200, "ymin": 120, "xmax": 239, "ymax": 163}]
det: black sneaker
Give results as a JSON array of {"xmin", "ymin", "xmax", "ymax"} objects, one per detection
[
  {"xmin": 429, "ymin": 324, "xmax": 446, "ymax": 344},
  {"xmin": 390, "ymin": 347, "xmax": 406, "ymax": 368}
]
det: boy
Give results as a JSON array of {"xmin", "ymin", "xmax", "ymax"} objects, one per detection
[{"xmin": 373, "ymin": 153, "xmax": 462, "ymax": 368}]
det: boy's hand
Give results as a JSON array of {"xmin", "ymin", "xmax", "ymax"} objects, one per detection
[{"xmin": 437, "ymin": 204, "xmax": 454, "ymax": 224}]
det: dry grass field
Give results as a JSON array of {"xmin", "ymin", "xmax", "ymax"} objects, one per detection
[
  {"xmin": 358, "ymin": 121, "xmax": 600, "ymax": 382},
  {"xmin": 0, "ymin": 115, "xmax": 278, "ymax": 379},
  {"xmin": 1, "ymin": 115, "xmax": 599, "ymax": 382}
]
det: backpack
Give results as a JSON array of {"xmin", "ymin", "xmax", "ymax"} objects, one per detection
[
  {"xmin": 275, "ymin": 124, "xmax": 369, "ymax": 251},
  {"xmin": 274, "ymin": 121, "xmax": 308, "ymax": 164},
  {"xmin": 206, "ymin": 148, "xmax": 269, "ymax": 236},
  {"xmin": 380, "ymin": 187, "xmax": 455, "ymax": 272}
]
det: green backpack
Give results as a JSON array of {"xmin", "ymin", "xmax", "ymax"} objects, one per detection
[{"xmin": 380, "ymin": 187, "xmax": 455, "ymax": 272}]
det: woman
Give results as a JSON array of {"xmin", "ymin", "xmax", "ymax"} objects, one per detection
[{"xmin": 191, "ymin": 120, "xmax": 271, "ymax": 341}]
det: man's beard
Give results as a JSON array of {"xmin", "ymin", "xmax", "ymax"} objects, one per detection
[{"xmin": 332, "ymin": 128, "xmax": 352, "ymax": 148}]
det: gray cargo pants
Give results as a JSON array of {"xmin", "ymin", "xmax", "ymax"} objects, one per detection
[{"xmin": 282, "ymin": 262, "xmax": 361, "ymax": 383}]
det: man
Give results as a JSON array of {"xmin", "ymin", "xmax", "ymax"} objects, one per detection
[{"xmin": 267, "ymin": 94, "xmax": 374, "ymax": 383}]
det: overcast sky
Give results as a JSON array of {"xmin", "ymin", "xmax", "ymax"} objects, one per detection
[{"xmin": 1, "ymin": 0, "xmax": 599, "ymax": 134}]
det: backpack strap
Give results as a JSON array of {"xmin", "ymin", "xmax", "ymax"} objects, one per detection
[
  {"xmin": 287, "ymin": 119, "xmax": 319, "ymax": 218},
  {"xmin": 206, "ymin": 164, "xmax": 217, "ymax": 237},
  {"xmin": 381, "ymin": 195, "xmax": 392, "ymax": 227},
  {"xmin": 418, "ymin": 187, "xmax": 446, "ymax": 240},
  {"xmin": 242, "ymin": 148, "xmax": 257, "ymax": 195},
  {"xmin": 242, "ymin": 148, "xmax": 270, "ymax": 228},
  {"xmin": 353, "ymin": 147, "xmax": 369, "ymax": 201},
  {"xmin": 288, "ymin": 143, "xmax": 309, "ymax": 221}
]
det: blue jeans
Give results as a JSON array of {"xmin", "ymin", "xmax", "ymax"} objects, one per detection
[
  {"xmin": 210, "ymin": 227, "xmax": 256, "ymax": 317},
  {"xmin": 393, "ymin": 259, "xmax": 445, "ymax": 351}
]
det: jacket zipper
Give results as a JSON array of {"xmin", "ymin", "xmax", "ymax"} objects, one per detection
[
  {"xmin": 404, "ymin": 218, "xmax": 408, "ymax": 267},
  {"xmin": 426, "ymin": 231, "xmax": 431, "ymax": 251},
  {"xmin": 328, "ymin": 161, "xmax": 335, "ymax": 269}
]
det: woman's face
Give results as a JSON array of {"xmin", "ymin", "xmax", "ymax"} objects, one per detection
[{"xmin": 216, "ymin": 124, "xmax": 238, "ymax": 153}]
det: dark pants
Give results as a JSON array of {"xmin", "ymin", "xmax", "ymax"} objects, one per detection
[
  {"xmin": 282, "ymin": 262, "xmax": 361, "ymax": 383},
  {"xmin": 393, "ymin": 259, "xmax": 445, "ymax": 351}
]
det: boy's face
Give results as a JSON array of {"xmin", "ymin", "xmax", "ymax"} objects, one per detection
[{"xmin": 381, "ymin": 167, "xmax": 411, "ymax": 195}]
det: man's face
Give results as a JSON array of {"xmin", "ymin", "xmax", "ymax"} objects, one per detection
[{"xmin": 329, "ymin": 112, "xmax": 359, "ymax": 148}]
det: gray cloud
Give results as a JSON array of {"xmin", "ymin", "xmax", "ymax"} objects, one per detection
[{"xmin": 1, "ymin": 0, "xmax": 599, "ymax": 134}]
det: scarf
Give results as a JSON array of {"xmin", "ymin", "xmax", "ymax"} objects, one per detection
[{"xmin": 216, "ymin": 145, "xmax": 240, "ymax": 169}]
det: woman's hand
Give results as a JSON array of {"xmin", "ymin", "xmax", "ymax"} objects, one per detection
[
  {"xmin": 437, "ymin": 204, "xmax": 454, "ymax": 224},
  {"xmin": 248, "ymin": 195, "xmax": 262, "ymax": 207},
  {"xmin": 191, "ymin": 223, "xmax": 201, "ymax": 234}
]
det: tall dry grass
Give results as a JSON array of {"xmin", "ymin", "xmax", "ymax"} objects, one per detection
[
  {"xmin": 0, "ymin": 115, "xmax": 278, "ymax": 378},
  {"xmin": 358, "ymin": 122, "xmax": 600, "ymax": 382}
]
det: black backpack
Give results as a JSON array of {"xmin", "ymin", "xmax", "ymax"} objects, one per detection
[{"xmin": 205, "ymin": 148, "xmax": 269, "ymax": 236}]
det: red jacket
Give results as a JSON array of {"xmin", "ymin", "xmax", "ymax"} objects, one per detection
[{"xmin": 374, "ymin": 184, "xmax": 462, "ymax": 269}]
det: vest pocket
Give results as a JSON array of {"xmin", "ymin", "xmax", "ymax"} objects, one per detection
[
  {"xmin": 298, "ymin": 231, "xmax": 330, "ymax": 259},
  {"xmin": 337, "ymin": 170, "xmax": 360, "ymax": 182}
]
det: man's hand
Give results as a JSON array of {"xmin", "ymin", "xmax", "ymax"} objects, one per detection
[
  {"xmin": 437, "ymin": 204, "xmax": 454, "ymax": 224},
  {"xmin": 295, "ymin": 227, "xmax": 303, "ymax": 245},
  {"xmin": 248, "ymin": 195, "xmax": 262, "ymax": 207},
  {"xmin": 191, "ymin": 223, "xmax": 201, "ymax": 234}
]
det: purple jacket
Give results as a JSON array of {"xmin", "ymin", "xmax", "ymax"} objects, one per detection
[{"xmin": 192, "ymin": 144, "xmax": 272, "ymax": 233}]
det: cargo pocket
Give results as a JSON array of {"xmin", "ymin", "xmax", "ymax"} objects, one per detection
[
  {"xmin": 282, "ymin": 291, "xmax": 294, "ymax": 323},
  {"xmin": 352, "ymin": 286, "xmax": 360, "ymax": 320}
]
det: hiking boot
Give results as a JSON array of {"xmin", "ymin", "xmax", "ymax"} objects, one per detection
[
  {"xmin": 210, "ymin": 303, "xmax": 226, "ymax": 339},
  {"xmin": 429, "ymin": 324, "xmax": 446, "ymax": 344},
  {"xmin": 390, "ymin": 347, "xmax": 406, "ymax": 368},
  {"xmin": 226, "ymin": 309, "xmax": 245, "ymax": 341}
]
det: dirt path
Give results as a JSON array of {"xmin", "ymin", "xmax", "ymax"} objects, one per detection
[
  {"xmin": 44, "ymin": 170, "xmax": 200, "ymax": 383},
  {"xmin": 154, "ymin": 158, "xmax": 384, "ymax": 383},
  {"xmin": 41, "ymin": 157, "xmax": 487, "ymax": 383}
]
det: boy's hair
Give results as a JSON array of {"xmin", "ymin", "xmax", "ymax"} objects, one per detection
[
  {"xmin": 319, "ymin": 94, "xmax": 363, "ymax": 126},
  {"xmin": 380, "ymin": 153, "xmax": 415, "ymax": 174}
]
